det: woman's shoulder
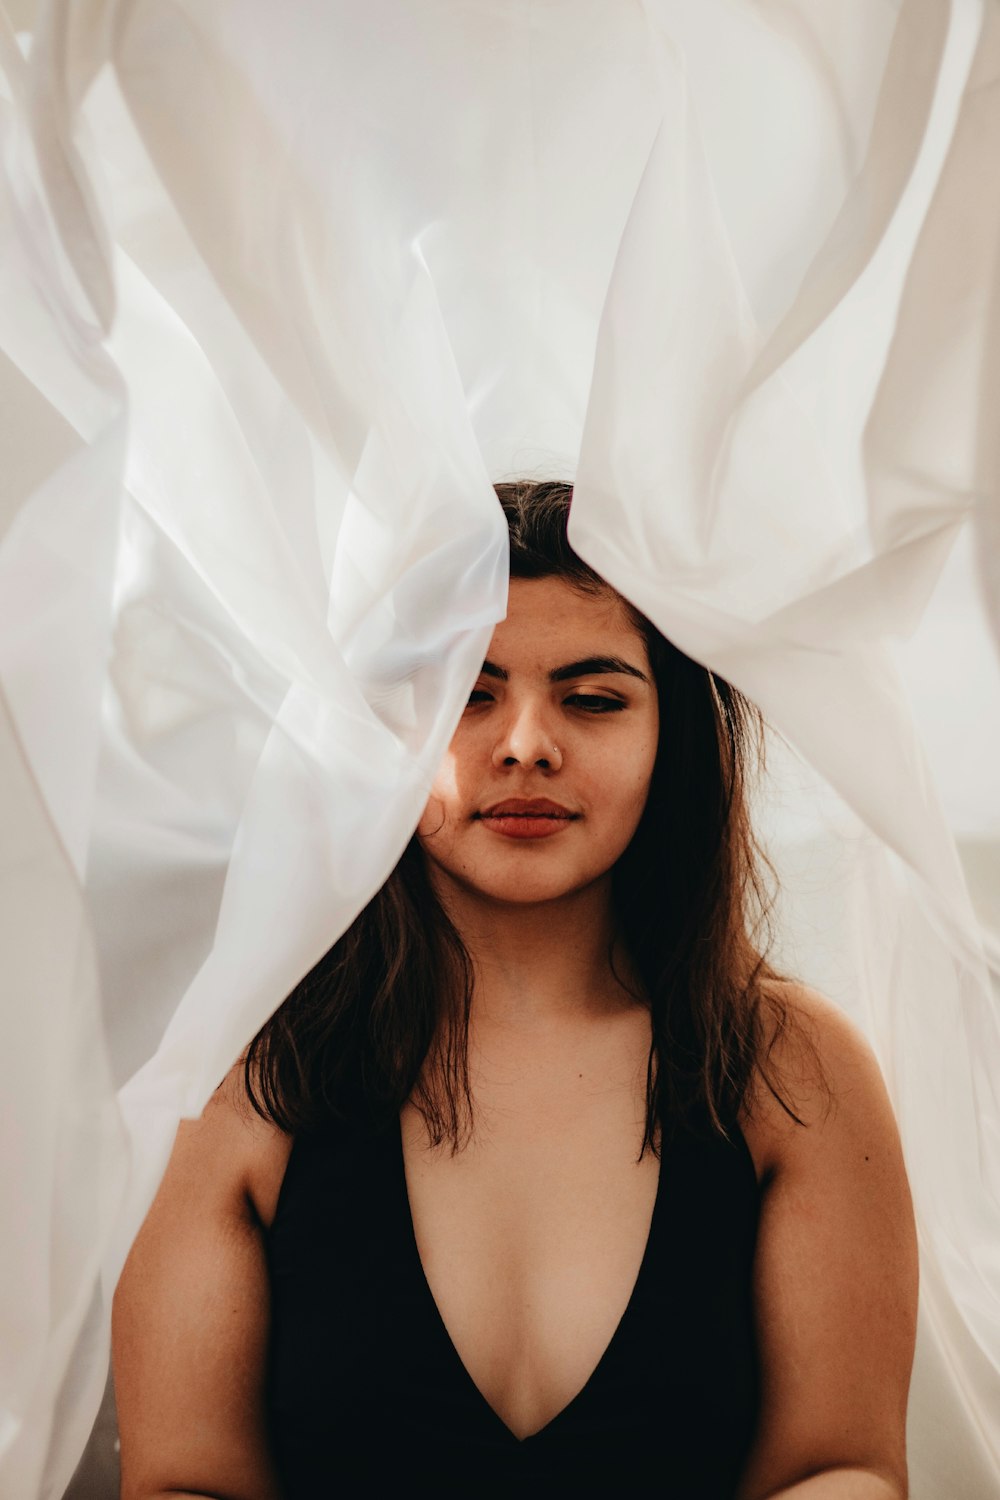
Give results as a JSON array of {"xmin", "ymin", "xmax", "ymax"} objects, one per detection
[
  {"xmin": 740, "ymin": 979, "xmax": 901, "ymax": 1186},
  {"xmin": 734, "ymin": 983, "xmax": 917, "ymax": 1497},
  {"xmin": 114, "ymin": 1063, "xmax": 291, "ymax": 1500},
  {"xmin": 168, "ymin": 1061, "xmax": 294, "ymax": 1231}
]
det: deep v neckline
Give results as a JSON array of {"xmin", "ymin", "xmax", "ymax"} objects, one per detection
[{"xmin": 393, "ymin": 1113, "xmax": 665, "ymax": 1444}]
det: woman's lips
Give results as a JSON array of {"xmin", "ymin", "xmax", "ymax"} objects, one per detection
[
  {"xmin": 476, "ymin": 797, "xmax": 578, "ymax": 839},
  {"xmin": 478, "ymin": 813, "xmax": 575, "ymax": 840}
]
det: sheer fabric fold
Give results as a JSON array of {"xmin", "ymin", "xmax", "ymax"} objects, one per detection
[{"xmin": 1, "ymin": 3, "xmax": 997, "ymax": 1495}]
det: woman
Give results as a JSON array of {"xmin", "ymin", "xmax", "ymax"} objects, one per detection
[{"xmin": 112, "ymin": 481, "xmax": 918, "ymax": 1498}]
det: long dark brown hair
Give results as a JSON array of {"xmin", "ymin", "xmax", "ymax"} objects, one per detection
[{"xmin": 246, "ymin": 479, "xmax": 806, "ymax": 1150}]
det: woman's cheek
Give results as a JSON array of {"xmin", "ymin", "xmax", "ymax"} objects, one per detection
[
  {"xmin": 417, "ymin": 794, "xmax": 448, "ymax": 840},
  {"xmin": 416, "ymin": 745, "xmax": 465, "ymax": 839}
]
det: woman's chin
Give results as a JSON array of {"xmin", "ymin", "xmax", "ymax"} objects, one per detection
[{"xmin": 451, "ymin": 865, "xmax": 607, "ymax": 909}]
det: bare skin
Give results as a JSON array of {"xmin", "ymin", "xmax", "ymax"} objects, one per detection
[{"xmin": 113, "ymin": 579, "xmax": 918, "ymax": 1499}]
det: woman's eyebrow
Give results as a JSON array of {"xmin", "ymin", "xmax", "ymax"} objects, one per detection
[
  {"xmin": 550, "ymin": 655, "xmax": 652, "ymax": 684},
  {"xmin": 480, "ymin": 655, "xmax": 651, "ymax": 685}
]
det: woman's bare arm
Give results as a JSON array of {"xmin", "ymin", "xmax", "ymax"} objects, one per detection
[
  {"xmin": 112, "ymin": 1069, "xmax": 291, "ymax": 1500},
  {"xmin": 737, "ymin": 990, "xmax": 919, "ymax": 1500}
]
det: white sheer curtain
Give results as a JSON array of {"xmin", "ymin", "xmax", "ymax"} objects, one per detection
[{"xmin": 0, "ymin": 3, "xmax": 997, "ymax": 1496}]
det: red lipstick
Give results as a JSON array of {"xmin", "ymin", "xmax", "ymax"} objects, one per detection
[{"xmin": 477, "ymin": 798, "xmax": 578, "ymax": 841}]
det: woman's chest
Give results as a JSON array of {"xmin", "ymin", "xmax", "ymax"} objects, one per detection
[
  {"xmin": 266, "ymin": 1097, "xmax": 761, "ymax": 1492},
  {"xmin": 265, "ymin": 1104, "xmax": 758, "ymax": 1488},
  {"xmin": 400, "ymin": 1083, "xmax": 660, "ymax": 1438}
]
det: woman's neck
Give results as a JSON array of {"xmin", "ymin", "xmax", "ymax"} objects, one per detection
[{"xmin": 430, "ymin": 871, "xmax": 643, "ymax": 1031}]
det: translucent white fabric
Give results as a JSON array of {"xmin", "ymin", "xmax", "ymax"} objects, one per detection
[{"xmin": 0, "ymin": 2, "xmax": 997, "ymax": 1495}]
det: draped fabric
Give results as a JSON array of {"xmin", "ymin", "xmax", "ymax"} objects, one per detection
[{"xmin": 0, "ymin": 2, "xmax": 997, "ymax": 1496}]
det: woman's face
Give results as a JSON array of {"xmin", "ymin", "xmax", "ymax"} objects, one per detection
[{"xmin": 417, "ymin": 575, "xmax": 660, "ymax": 908}]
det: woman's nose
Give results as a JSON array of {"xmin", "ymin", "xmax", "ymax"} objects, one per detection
[{"xmin": 491, "ymin": 700, "xmax": 563, "ymax": 771}]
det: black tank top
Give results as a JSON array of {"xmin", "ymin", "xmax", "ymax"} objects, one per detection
[{"xmin": 266, "ymin": 1109, "xmax": 759, "ymax": 1495}]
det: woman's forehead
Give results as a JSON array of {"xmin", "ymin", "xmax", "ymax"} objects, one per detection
[{"xmin": 488, "ymin": 576, "xmax": 648, "ymax": 667}]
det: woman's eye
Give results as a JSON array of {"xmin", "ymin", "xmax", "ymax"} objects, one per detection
[
  {"xmin": 465, "ymin": 690, "xmax": 624, "ymax": 712},
  {"xmin": 566, "ymin": 695, "xmax": 624, "ymax": 713}
]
